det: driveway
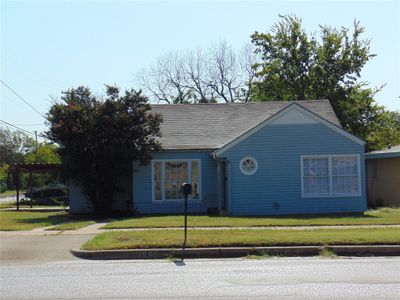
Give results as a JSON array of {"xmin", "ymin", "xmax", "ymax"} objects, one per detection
[{"xmin": 0, "ymin": 234, "xmax": 94, "ymax": 265}]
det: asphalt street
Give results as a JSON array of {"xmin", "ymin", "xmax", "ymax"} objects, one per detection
[{"xmin": 1, "ymin": 257, "xmax": 399, "ymax": 299}]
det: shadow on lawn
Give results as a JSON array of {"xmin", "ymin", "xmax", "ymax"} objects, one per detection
[
  {"xmin": 12, "ymin": 214, "xmax": 70, "ymax": 225},
  {"xmin": 11, "ymin": 212, "xmax": 113, "ymax": 226}
]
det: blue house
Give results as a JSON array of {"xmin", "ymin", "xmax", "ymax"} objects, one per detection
[{"xmin": 69, "ymin": 100, "xmax": 367, "ymax": 215}]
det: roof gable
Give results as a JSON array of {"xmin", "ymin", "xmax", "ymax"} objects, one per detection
[
  {"xmin": 212, "ymin": 103, "xmax": 365, "ymax": 157},
  {"xmin": 150, "ymin": 100, "xmax": 344, "ymax": 151}
]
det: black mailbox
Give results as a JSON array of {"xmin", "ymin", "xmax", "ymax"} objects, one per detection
[{"xmin": 181, "ymin": 182, "xmax": 192, "ymax": 196}]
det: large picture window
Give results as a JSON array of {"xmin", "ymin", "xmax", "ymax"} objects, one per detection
[
  {"xmin": 301, "ymin": 155, "xmax": 360, "ymax": 197},
  {"xmin": 152, "ymin": 160, "xmax": 201, "ymax": 201}
]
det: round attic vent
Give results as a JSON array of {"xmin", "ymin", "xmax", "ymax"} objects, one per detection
[{"xmin": 239, "ymin": 156, "xmax": 258, "ymax": 175}]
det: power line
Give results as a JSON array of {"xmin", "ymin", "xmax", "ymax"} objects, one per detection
[
  {"xmin": 0, "ymin": 120, "xmax": 49, "ymax": 140},
  {"xmin": 0, "ymin": 42, "xmax": 62, "ymax": 91},
  {"xmin": 0, "ymin": 120, "xmax": 50, "ymax": 143},
  {"xmin": 11, "ymin": 123, "xmax": 43, "ymax": 126},
  {"xmin": 0, "ymin": 80, "xmax": 47, "ymax": 119},
  {"xmin": 0, "ymin": 120, "xmax": 36, "ymax": 136}
]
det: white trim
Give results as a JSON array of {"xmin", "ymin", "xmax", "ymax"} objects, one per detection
[
  {"xmin": 213, "ymin": 103, "xmax": 365, "ymax": 157},
  {"xmin": 151, "ymin": 159, "xmax": 202, "ymax": 202},
  {"xmin": 300, "ymin": 154, "xmax": 361, "ymax": 198},
  {"xmin": 239, "ymin": 156, "xmax": 258, "ymax": 175},
  {"xmin": 269, "ymin": 108, "xmax": 318, "ymax": 125},
  {"xmin": 132, "ymin": 161, "xmax": 135, "ymax": 207}
]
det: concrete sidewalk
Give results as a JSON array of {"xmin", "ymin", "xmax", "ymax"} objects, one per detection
[{"xmin": 1, "ymin": 223, "xmax": 400, "ymax": 237}]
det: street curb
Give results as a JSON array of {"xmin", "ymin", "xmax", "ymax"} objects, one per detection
[{"xmin": 71, "ymin": 245, "xmax": 400, "ymax": 260}]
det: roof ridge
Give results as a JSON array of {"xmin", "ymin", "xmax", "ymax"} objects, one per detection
[{"xmin": 150, "ymin": 99, "xmax": 330, "ymax": 106}]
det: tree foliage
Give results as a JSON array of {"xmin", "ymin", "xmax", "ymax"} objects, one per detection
[
  {"xmin": 46, "ymin": 86, "xmax": 162, "ymax": 212},
  {"xmin": 137, "ymin": 41, "xmax": 257, "ymax": 103},
  {"xmin": 251, "ymin": 15, "xmax": 374, "ymax": 102},
  {"xmin": 0, "ymin": 128, "xmax": 36, "ymax": 166},
  {"xmin": 24, "ymin": 143, "xmax": 61, "ymax": 164},
  {"xmin": 250, "ymin": 15, "xmax": 399, "ymax": 150},
  {"xmin": 0, "ymin": 128, "xmax": 36, "ymax": 188},
  {"xmin": 0, "ymin": 163, "xmax": 8, "ymax": 183}
]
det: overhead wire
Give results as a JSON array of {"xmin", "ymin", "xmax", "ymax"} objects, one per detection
[
  {"xmin": 0, "ymin": 120, "xmax": 49, "ymax": 140},
  {"xmin": 9, "ymin": 123, "xmax": 43, "ymax": 126},
  {"xmin": 0, "ymin": 80, "xmax": 47, "ymax": 119},
  {"xmin": 0, "ymin": 42, "xmax": 62, "ymax": 91},
  {"xmin": 0, "ymin": 120, "xmax": 36, "ymax": 136}
]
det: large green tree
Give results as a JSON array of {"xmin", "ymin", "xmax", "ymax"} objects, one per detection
[
  {"xmin": 46, "ymin": 86, "xmax": 162, "ymax": 212},
  {"xmin": 250, "ymin": 15, "xmax": 399, "ymax": 150}
]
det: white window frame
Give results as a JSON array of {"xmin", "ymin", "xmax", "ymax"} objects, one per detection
[
  {"xmin": 301, "ymin": 154, "xmax": 361, "ymax": 198},
  {"xmin": 151, "ymin": 159, "xmax": 202, "ymax": 202}
]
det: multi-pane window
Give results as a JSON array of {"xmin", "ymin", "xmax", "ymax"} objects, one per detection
[
  {"xmin": 332, "ymin": 157, "xmax": 359, "ymax": 195},
  {"xmin": 152, "ymin": 160, "xmax": 201, "ymax": 201},
  {"xmin": 302, "ymin": 155, "xmax": 360, "ymax": 197},
  {"xmin": 303, "ymin": 158, "xmax": 330, "ymax": 195}
]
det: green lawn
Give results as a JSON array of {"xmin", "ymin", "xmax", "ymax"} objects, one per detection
[
  {"xmin": 0, "ymin": 211, "xmax": 70, "ymax": 231},
  {"xmin": 47, "ymin": 220, "xmax": 96, "ymax": 231},
  {"xmin": 82, "ymin": 227, "xmax": 400, "ymax": 250},
  {"xmin": 103, "ymin": 208, "xmax": 400, "ymax": 229},
  {"xmin": 0, "ymin": 202, "xmax": 16, "ymax": 209}
]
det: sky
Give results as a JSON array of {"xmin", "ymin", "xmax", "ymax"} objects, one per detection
[{"xmin": 1, "ymin": 0, "xmax": 399, "ymax": 139}]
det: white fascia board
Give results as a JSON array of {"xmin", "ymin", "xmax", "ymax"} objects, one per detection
[{"xmin": 212, "ymin": 103, "xmax": 365, "ymax": 158}]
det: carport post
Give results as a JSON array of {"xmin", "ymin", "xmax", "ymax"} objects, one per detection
[
  {"xmin": 29, "ymin": 172, "xmax": 33, "ymax": 208},
  {"xmin": 16, "ymin": 166, "xmax": 20, "ymax": 211}
]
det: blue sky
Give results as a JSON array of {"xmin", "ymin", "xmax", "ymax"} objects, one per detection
[{"xmin": 1, "ymin": 0, "xmax": 399, "ymax": 138}]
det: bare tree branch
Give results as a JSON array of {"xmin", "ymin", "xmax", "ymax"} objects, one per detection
[{"xmin": 136, "ymin": 41, "xmax": 257, "ymax": 103}]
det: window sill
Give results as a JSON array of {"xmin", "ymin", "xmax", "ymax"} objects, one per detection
[
  {"xmin": 152, "ymin": 199, "xmax": 202, "ymax": 203},
  {"xmin": 302, "ymin": 193, "xmax": 361, "ymax": 198}
]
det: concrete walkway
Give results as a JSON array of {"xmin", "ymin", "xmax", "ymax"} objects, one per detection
[
  {"xmin": 1, "ymin": 223, "xmax": 400, "ymax": 237},
  {"xmin": 1, "ymin": 234, "xmax": 95, "ymax": 264},
  {"xmin": 0, "ymin": 195, "xmax": 16, "ymax": 203},
  {"xmin": 1, "ymin": 206, "xmax": 68, "ymax": 211}
]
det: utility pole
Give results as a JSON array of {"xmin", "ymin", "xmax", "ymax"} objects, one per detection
[{"xmin": 34, "ymin": 131, "xmax": 38, "ymax": 150}]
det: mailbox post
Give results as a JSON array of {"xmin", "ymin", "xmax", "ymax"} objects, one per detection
[{"xmin": 181, "ymin": 182, "xmax": 192, "ymax": 249}]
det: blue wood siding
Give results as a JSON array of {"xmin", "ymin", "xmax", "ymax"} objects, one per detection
[
  {"xmin": 133, "ymin": 151, "xmax": 218, "ymax": 214},
  {"xmin": 221, "ymin": 123, "xmax": 366, "ymax": 216}
]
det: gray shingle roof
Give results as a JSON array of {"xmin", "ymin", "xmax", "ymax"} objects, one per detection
[{"xmin": 150, "ymin": 100, "xmax": 341, "ymax": 150}]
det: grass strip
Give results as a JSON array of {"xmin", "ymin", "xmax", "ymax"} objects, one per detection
[
  {"xmin": 81, "ymin": 228, "xmax": 400, "ymax": 250},
  {"xmin": 0, "ymin": 211, "xmax": 69, "ymax": 231},
  {"xmin": 103, "ymin": 208, "xmax": 400, "ymax": 229},
  {"xmin": 0, "ymin": 202, "xmax": 16, "ymax": 209},
  {"xmin": 47, "ymin": 221, "xmax": 96, "ymax": 231}
]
